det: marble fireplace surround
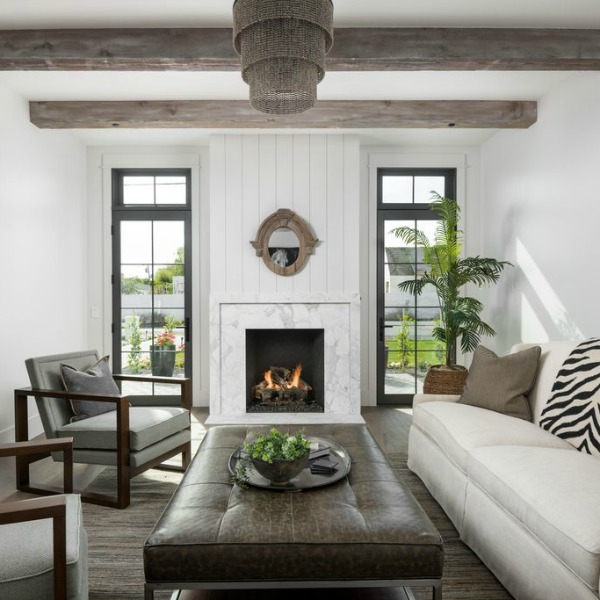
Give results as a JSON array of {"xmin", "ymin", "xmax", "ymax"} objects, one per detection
[{"xmin": 208, "ymin": 293, "xmax": 362, "ymax": 424}]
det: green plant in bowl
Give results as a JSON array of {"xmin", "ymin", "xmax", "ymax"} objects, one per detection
[{"xmin": 234, "ymin": 428, "xmax": 311, "ymax": 488}]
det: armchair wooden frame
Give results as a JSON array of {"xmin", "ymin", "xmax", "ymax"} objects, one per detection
[
  {"xmin": 0, "ymin": 438, "xmax": 74, "ymax": 600},
  {"xmin": 14, "ymin": 374, "xmax": 192, "ymax": 509}
]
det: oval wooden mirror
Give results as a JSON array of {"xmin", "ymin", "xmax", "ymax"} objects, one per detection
[{"xmin": 250, "ymin": 209, "xmax": 318, "ymax": 276}]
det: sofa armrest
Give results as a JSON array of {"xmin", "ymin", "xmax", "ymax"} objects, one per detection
[{"xmin": 413, "ymin": 393, "xmax": 461, "ymax": 407}]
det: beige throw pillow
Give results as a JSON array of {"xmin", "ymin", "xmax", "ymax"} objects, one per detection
[{"xmin": 459, "ymin": 345, "xmax": 541, "ymax": 421}]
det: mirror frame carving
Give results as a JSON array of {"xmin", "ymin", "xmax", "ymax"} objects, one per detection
[{"xmin": 250, "ymin": 209, "xmax": 318, "ymax": 276}]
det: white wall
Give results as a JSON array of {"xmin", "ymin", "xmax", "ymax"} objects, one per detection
[
  {"xmin": 480, "ymin": 73, "xmax": 600, "ymax": 352},
  {"xmin": 0, "ymin": 83, "xmax": 86, "ymax": 442},
  {"xmin": 209, "ymin": 134, "xmax": 360, "ymax": 294}
]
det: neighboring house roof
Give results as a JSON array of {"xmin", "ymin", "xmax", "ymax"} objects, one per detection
[{"xmin": 385, "ymin": 247, "xmax": 425, "ymax": 276}]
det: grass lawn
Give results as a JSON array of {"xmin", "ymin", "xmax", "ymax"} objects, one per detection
[{"xmin": 385, "ymin": 337, "xmax": 445, "ymax": 369}]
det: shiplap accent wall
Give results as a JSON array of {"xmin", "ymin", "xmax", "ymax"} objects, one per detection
[{"xmin": 210, "ymin": 134, "xmax": 360, "ymax": 294}]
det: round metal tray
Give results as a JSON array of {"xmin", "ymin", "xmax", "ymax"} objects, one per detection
[{"xmin": 228, "ymin": 436, "xmax": 351, "ymax": 492}]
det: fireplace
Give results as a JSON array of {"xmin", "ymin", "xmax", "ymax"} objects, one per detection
[
  {"xmin": 246, "ymin": 329, "xmax": 325, "ymax": 413},
  {"xmin": 208, "ymin": 293, "xmax": 362, "ymax": 425}
]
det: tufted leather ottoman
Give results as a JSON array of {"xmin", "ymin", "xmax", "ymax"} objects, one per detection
[{"xmin": 144, "ymin": 425, "xmax": 443, "ymax": 599}]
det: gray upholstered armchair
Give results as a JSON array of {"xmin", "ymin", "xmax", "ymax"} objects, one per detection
[
  {"xmin": 0, "ymin": 438, "xmax": 87, "ymax": 600},
  {"xmin": 15, "ymin": 350, "xmax": 192, "ymax": 509}
]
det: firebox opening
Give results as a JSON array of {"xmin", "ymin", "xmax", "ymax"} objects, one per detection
[{"xmin": 246, "ymin": 329, "xmax": 325, "ymax": 413}]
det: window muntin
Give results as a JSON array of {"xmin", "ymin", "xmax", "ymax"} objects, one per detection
[
  {"xmin": 380, "ymin": 173, "xmax": 446, "ymax": 205},
  {"xmin": 117, "ymin": 171, "xmax": 189, "ymax": 207}
]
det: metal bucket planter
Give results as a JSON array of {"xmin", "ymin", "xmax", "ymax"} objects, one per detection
[{"xmin": 150, "ymin": 344, "xmax": 176, "ymax": 377}]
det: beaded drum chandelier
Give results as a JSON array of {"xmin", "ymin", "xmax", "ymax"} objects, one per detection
[{"xmin": 233, "ymin": 0, "xmax": 334, "ymax": 115}]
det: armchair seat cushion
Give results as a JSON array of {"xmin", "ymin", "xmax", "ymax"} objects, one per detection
[
  {"xmin": 58, "ymin": 406, "xmax": 189, "ymax": 452},
  {"xmin": 0, "ymin": 494, "xmax": 88, "ymax": 600}
]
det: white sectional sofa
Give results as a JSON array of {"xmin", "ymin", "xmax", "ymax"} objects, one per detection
[{"xmin": 408, "ymin": 341, "xmax": 600, "ymax": 600}]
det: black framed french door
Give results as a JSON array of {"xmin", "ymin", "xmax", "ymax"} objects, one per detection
[
  {"xmin": 376, "ymin": 168, "xmax": 456, "ymax": 405},
  {"xmin": 111, "ymin": 170, "xmax": 192, "ymax": 404}
]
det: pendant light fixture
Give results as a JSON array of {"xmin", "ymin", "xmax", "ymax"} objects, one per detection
[{"xmin": 233, "ymin": 0, "xmax": 334, "ymax": 115}]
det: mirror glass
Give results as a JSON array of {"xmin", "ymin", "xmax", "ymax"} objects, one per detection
[{"xmin": 267, "ymin": 227, "xmax": 300, "ymax": 268}]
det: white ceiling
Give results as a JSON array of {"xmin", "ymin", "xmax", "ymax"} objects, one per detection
[
  {"xmin": 2, "ymin": 0, "xmax": 600, "ymax": 29},
  {"xmin": 1, "ymin": 1, "xmax": 598, "ymax": 146}
]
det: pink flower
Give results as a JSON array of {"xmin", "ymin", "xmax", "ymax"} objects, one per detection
[{"xmin": 156, "ymin": 331, "xmax": 176, "ymax": 346}]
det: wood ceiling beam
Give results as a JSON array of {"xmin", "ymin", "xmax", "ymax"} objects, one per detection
[
  {"xmin": 29, "ymin": 100, "xmax": 537, "ymax": 129},
  {"xmin": 1, "ymin": 28, "xmax": 600, "ymax": 71}
]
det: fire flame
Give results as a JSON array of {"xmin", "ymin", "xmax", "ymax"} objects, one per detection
[
  {"xmin": 262, "ymin": 364, "xmax": 304, "ymax": 389},
  {"xmin": 290, "ymin": 364, "xmax": 302, "ymax": 388},
  {"xmin": 264, "ymin": 370, "xmax": 274, "ymax": 389}
]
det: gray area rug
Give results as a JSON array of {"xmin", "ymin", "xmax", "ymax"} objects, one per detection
[{"xmin": 83, "ymin": 436, "xmax": 512, "ymax": 599}]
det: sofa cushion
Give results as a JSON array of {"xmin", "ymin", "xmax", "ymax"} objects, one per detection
[
  {"xmin": 467, "ymin": 446, "xmax": 600, "ymax": 592},
  {"xmin": 459, "ymin": 345, "xmax": 541, "ymax": 421},
  {"xmin": 61, "ymin": 355, "xmax": 119, "ymax": 422},
  {"xmin": 413, "ymin": 401, "xmax": 574, "ymax": 472},
  {"xmin": 58, "ymin": 406, "xmax": 189, "ymax": 452}
]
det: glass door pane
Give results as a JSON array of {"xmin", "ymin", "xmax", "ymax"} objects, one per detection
[
  {"xmin": 114, "ymin": 214, "xmax": 191, "ymax": 402},
  {"xmin": 378, "ymin": 214, "xmax": 444, "ymax": 403}
]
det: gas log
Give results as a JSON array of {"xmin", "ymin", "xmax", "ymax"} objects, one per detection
[{"xmin": 252, "ymin": 365, "xmax": 312, "ymax": 403}]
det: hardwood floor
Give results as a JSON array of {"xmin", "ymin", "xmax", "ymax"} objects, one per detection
[
  {"xmin": 0, "ymin": 406, "xmax": 412, "ymax": 502},
  {"xmin": 361, "ymin": 405, "xmax": 413, "ymax": 454}
]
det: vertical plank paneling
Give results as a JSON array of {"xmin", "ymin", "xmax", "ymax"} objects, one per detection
[
  {"xmin": 224, "ymin": 135, "xmax": 244, "ymax": 292},
  {"xmin": 242, "ymin": 135, "xmax": 260, "ymax": 292},
  {"xmin": 326, "ymin": 136, "xmax": 345, "ymax": 292},
  {"xmin": 211, "ymin": 133, "xmax": 361, "ymax": 297},
  {"xmin": 343, "ymin": 136, "xmax": 360, "ymax": 291},
  {"xmin": 258, "ymin": 135, "xmax": 278, "ymax": 294},
  {"xmin": 309, "ymin": 134, "xmax": 328, "ymax": 293},
  {"xmin": 292, "ymin": 135, "xmax": 311, "ymax": 292},
  {"xmin": 209, "ymin": 135, "xmax": 226, "ymax": 292},
  {"xmin": 275, "ymin": 135, "xmax": 294, "ymax": 295},
  {"xmin": 276, "ymin": 135, "xmax": 294, "ymax": 209}
]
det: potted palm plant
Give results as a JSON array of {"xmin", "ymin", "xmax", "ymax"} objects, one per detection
[{"xmin": 392, "ymin": 192, "xmax": 511, "ymax": 394}]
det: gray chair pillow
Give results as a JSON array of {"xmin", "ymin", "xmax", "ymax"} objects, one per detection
[
  {"xmin": 459, "ymin": 345, "xmax": 541, "ymax": 421},
  {"xmin": 61, "ymin": 355, "xmax": 119, "ymax": 422}
]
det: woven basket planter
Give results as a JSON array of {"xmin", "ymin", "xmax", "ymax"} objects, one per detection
[{"xmin": 423, "ymin": 365, "xmax": 468, "ymax": 395}]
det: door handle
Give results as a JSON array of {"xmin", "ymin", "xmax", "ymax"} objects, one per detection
[
  {"xmin": 379, "ymin": 317, "xmax": 394, "ymax": 342},
  {"xmin": 185, "ymin": 317, "xmax": 191, "ymax": 343}
]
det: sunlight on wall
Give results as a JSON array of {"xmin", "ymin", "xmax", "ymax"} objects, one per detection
[
  {"xmin": 516, "ymin": 239, "xmax": 584, "ymax": 341},
  {"xmin": 520, "ymin": 294, "xmax": 549, "ymax": 343}
]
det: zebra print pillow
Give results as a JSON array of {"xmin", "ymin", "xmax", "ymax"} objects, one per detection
[{"xmin": 539, "ymin": 338, "xmax": 600, "ymax": 456}]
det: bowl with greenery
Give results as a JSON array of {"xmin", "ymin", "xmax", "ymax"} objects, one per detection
[{"xmin": 239, "ymin": 428, "xmax": 311, "ymax": 487}]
